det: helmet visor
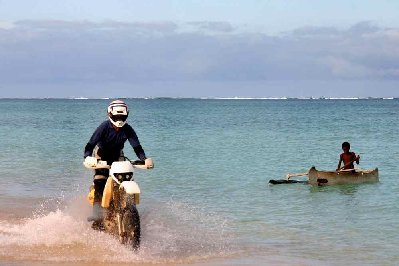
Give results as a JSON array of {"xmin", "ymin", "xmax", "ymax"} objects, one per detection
[{"xmin": 111, "ymin": 115, "xmax": 127, "ymax": 122}]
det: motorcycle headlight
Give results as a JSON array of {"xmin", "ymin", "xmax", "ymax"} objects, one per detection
[
  {"xmin": 126, "ymin": 173, "xmax": 133, "ymax": 180},
  {"xmin": 115, "ymin": 172, "xmax": 134, "ymax": 181}
]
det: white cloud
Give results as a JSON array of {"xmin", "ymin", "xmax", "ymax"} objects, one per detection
[
  {"xmin": 0, "ymin": 20, "xmax": 15, "ymax": 29},
  {"xmin": 322, "ymin": 56, "xmax": 373, "ymax": 78},
  {"xmin": 187, "ymin": 21, "xmax": 235, "ymax": 33},
  {"xmin": 0, "ymin": 20, "xmax": 398, "ymax": 87},
  {"xmin": 14, "ymin": 20, "xmax": 179, "ymax": 34}
]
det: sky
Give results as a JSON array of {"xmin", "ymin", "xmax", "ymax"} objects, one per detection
[{"xmin": 0, "ymin": 0, "xmax": 399, "ymax": 98}]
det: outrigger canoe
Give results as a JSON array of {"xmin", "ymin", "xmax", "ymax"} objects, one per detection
[
  {"xmin": 308, "ymin": 166, "xmax": 379, "ymax": 186},
  {"xmin": 269, "ymin": 167, "xmax": 379, "ymax": 185}
]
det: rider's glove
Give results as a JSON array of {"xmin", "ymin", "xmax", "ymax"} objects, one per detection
[
  {"xmin": 84, "ymin": 156, "xmax": 98, "ymax": 168},
  {"xmin": 145, "ymin": 158, "xmax": 154, "ymax": 169}
]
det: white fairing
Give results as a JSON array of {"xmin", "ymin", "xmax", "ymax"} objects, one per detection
[
  {"xmin": 120, "ymin": 181, "xmax": 141, "ymax": 195},
  {"xmin": 110, "ymin": 161, "xmax": 134, "ymax": 175}
]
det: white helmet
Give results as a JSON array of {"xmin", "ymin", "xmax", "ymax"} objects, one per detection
[{"xmin": 107, "ymin": 100, "xmax": 129, "ymax": 128}]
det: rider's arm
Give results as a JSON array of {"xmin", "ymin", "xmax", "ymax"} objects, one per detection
[
  {"xmin": 84, "ymin": 121, "xmax": 107, "ymax": 158},
  {"xmin": 133, "ymin": 145, "xmax": 147, "ymax": 161},
  {"xmin": 126, "ymin": 125, "xmax": 147, "ymax": 161}
]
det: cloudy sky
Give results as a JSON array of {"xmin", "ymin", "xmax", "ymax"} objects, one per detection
[{"xmin": 1, "ymin": 0, "xmax": 399, "ymax": 98}]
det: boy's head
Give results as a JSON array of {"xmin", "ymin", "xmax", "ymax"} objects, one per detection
[{"xmin": 342, "ymin": 142, "xmax": 350, "ymax": 152}]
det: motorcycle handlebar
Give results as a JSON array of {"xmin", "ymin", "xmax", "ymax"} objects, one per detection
[
  {"xmin": 130, "ymin": 158, "xmax": 154, "ymax": 169},
  {"xmin": 83, "ymin": 157, "xmax": 153, "ymax": 170}
]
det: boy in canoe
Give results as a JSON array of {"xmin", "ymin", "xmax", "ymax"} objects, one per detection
[{"xmin": 337, "ymin": 142, "xmax": 360, "ymax": 171}]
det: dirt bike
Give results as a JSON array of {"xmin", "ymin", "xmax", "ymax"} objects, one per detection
[{"xmin": 83, "ymin": 157, "xmax": 153, "ymax": 249}]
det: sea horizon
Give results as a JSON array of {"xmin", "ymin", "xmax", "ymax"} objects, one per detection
[{"xmin": 0, "ymin": 96, "xmax": 397, "ymax": 100}]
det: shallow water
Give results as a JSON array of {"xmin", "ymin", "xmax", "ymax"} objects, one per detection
[{"xmin": 0, "ymin": 98, "xmax": 398, "ymax": 265}]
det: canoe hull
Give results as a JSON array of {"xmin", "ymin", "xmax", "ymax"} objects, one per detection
[{"xmin": 308, "ymin": 167, "xmax": 379, "ymax": 186}]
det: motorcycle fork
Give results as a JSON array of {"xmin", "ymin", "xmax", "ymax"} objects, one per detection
[
  {"xmin": 114, "ymin": 187, "xmax": 132, "ymax": 239},
  {"xmin": 117, "ymin": 209, "xmax": 129, "ymax": 240},
  {"xmin": 117, "ymin": 213, "xmax": 123, "ymax": 237}
]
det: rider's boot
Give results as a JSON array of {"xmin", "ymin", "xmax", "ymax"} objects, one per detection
[
  {"xmin": 88, "ymin": 202, "xmax": 105, "ymax": 230},
  {"xmin": 88, "ymin": 202, "xmax": 103, "ymax": 221},
  {"xmin": 88, "ymin": 167, "xmax": 108, "ymax": 230}
]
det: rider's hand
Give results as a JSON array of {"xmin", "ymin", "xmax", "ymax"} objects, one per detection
[
  {"xmin": 84, "ymin": 156, "xmax": 98, "ymax": 167},
  {"xmin": 145, "ymin": 158, "xmax": 154, "ymax": 169}
]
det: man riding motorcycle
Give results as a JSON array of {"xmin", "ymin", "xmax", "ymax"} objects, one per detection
[{"xmin": 84, "ymin": 100, "xmax": 153, "ymax": 224}]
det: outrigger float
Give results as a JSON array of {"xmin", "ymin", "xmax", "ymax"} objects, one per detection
[{"xmin": 269, "ymin": 167, "xmax": 379, "ymax": 186}]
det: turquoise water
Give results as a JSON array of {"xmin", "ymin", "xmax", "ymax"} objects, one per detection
[{"xmin": 0, "ymin": 98, "xmax": 398, "ymax": 265}]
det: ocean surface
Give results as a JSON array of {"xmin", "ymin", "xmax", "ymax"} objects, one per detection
[{"xmin": 0, "ymin": 98, "xmax": 398, "ymax": 265}]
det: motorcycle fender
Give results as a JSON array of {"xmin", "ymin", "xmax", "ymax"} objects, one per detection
[
  {"xmin": 120, "ymin": 181, "xmax": 140, "ymax": 204},
  {"xmin": 87, "ymin": 185, "xmax": 95, "ymax": 206},
  {"xmin": 101, "ymin": 176, "xmax": 113, "ymax": 208},
  {"xmin": 120, "ymin": 181, "xmax": 140, "ymax": 194}
]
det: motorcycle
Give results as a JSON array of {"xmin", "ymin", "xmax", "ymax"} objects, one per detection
[{"xmin": 83, "ymin": 157, "xmax": 153, "ymax": 249}]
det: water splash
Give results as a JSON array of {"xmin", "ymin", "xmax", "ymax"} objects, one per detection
[
  {"xmin": 0, "ymin": 196, "xmax": 236, "ymax": 264},
  {"xmin": 139, "ymin": 200, "xmax": 235, "ymax": 261}
]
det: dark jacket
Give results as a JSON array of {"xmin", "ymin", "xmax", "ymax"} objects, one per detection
[{"xmin": 84, "ymin": 120, "xmax": 146, "ymax": 163}]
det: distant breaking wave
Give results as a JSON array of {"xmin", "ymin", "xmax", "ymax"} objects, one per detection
[
  {"xmin": 154, "ymin": 96, "xmax": 395, "ymax": 100},
  {"xmin": 210, "ymin": 97, "xmax": 288, "ymax": 100},
  {"xmin": 1, "ymin": 96, "xmax": 397, "ymax": 100}
]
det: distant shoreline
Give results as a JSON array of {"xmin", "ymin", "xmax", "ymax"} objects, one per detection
[{"xmin": 0, "ymin": 97, "xmax": 397, "ymax": 100}]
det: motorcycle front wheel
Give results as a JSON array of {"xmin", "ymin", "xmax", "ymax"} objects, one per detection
[{"xmin": 121, "ymin": 204, "xmax": 141, "ymax": 250}]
